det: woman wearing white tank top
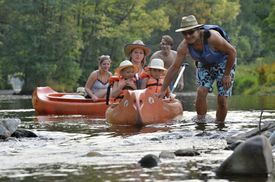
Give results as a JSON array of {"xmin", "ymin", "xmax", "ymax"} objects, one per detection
[{"xmin": 85, "ymin": 55, "xmax": 112, "ymax": 101}]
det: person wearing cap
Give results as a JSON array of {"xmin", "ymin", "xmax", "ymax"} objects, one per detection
[
  {"xmin": 124, "ymin": 40, "xmax": 151, "ymax": 89},
  {"xmin": 150, "ymin": 35, "xmax": 184, "ymax": 91},
  {"xmin": 159, "ymin": 15, "xmax": 237, "ymax": 124},
  {"xmin": 84, "ymin": 55, "xmax": 112, "ymax": 101},
  {"xmin": 141, "ymin": 58, "xmax": 171, "ymax": 98},
  {"xmin": 111, "ymin": 60, "xmax": 138, "ymax": 99}
]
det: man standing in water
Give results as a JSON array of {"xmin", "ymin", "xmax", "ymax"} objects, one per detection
[
  {"xmin": 159, "ymin": 15, "xmax": 236, "ymax": 125},
  {"xmin": 150, "ymin": 35, "xmax": 184, "ymax": 91}
]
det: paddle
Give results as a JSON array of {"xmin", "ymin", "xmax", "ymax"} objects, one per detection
[
  {"xmin": 171, "ymin": 63, "xmax": 189, "ymax": 93},
  {"xmin": 106, "ymin": 76, "xmax": 119, "ymax": 105},
  {"xmin": 106, "ymin": 84, "xmax": 112, "ymax": 105}
]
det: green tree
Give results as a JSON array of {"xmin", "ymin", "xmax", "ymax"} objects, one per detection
[
  {"xmin": 0, "ymin": 0, "xmax": 82, "ymax": 93},
  {"xmin": 236, "ymin": 0, "xmax": 272, "ymax": 63},
  {"xmin": 147, "ymin": 0, "xmax": 240, "ymax": 91},
  {"xmin": 73, "ymin": 0, "xmax": 170, "ymax": 85},
  {"xmin": 263, "ymin": 0, "xmax": 275, "ymax": 55}
]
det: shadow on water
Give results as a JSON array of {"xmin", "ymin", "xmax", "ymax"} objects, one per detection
[{"xmin": 0, "ymin": 93, "xmax": 275, "ymax": 182}]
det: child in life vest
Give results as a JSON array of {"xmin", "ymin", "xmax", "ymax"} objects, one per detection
[
  {"xmin": 111, "ymin": 60, "xmax": 139, "ymax": 98},
  {"xmin": 141, "ymin": 58, "xmax": 172, "ymax": 98}
]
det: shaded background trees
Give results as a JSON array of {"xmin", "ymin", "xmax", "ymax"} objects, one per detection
[{"xmin": 0, "ymin": 0, "xmax": 274, "ymax": 95}]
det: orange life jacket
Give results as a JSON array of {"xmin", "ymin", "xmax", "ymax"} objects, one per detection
[
  {"xmin": 146, "ymin": 76, "xmax": 169, "ymax": 97},
  {"xmin": 110, "ymin": 76, "xmax": 137, "ymax": 99},
  {"xmin": 146, "ymin": 76, "xmax": 164, "ymax": 93}
]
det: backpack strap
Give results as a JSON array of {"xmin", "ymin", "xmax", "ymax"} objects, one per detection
[{"xmin": 203, "ymin": 29, "xmax": 211, "ymax": 43}]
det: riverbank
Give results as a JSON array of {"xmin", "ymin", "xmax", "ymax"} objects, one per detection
[{"xmin": 0, "ymin": 90, "xmax": 31, "ymax": 100}]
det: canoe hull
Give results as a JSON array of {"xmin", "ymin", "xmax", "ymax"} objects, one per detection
[
  {"xmin": 32, "ymin": 87, "xmax": 108, "ymax": 117},
  {"xmin": 106, "ymin": 89, "xmax": 183, "ymax": 125}
]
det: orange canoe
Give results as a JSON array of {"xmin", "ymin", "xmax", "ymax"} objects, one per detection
[
  {"xmin": 32, "ymin": 87, "xmax": 109, "ymax": 117},
  {"xmin": 105, "ymin": 89, "xmax": 183, "ymax": 125}
]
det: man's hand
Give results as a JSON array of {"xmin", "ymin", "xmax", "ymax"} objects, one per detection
[
  {"xmin": 157, "ymin": 91, "xmax": 166, "ymax": 99},
  {"xmin": 177, "ymin": 81, "xmax": 184, "ymax": 91},
  {"xmin": 222, "ymin": 75, "xmax": 232, "ymax": 90}
]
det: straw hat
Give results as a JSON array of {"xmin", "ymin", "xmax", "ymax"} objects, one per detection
[
  {"xmin": 124, "ymin": 40, "xmax": 151, "ymax": 57},
  {"xmin": 115, "ymin": 60, "xmax": 139, "ymax": 75},
  {"xmin": 148, "ymin": 58, "xmax": 166, "ymax": 71},
  {"xmin": 175, "ymin": 15, "xmax": 203, "ymax": 32}
]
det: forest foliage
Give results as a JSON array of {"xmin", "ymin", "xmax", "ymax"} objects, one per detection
[{"xmin": 0, "ymin": 0, "xmax": 274, "ymax": 95}]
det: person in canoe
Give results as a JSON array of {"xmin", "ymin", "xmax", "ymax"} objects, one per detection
[
  {"xmin": 140, "ymin": 58, "xmax": 171, "ymax": 98},
  {"xmin": 85, "ymin": 55, "xmax": 112, "ymax": 101},
  {"xmin": 124, "ymin": 40, "xmax": 151, "ymax": 89},
  {"xmin": 111, "ymin": 60, "xmax": 139, "ymax": 99},
  {"xmin": 159, "ymin": 15, "xmax": 237, "ymax": 125},
  {"xmin": 150, "ymin": 35, "xmax": 184, "ymax": 91}
]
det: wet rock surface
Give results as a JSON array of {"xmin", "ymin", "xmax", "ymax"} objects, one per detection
[
  {"xmin": 138, "ymin": 154, "xmax": 160, "ymax": 168},
  {"xmin": 217, "ymin": 135, "xmax": 273, "ymax": 176},
  {"xmin": 0, "ymin": 118, "xmax": 20, "ymax": 138}
]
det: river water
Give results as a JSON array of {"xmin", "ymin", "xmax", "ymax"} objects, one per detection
[{"xmin": 0, "ymin": 92, "xmax": 275, "ymax": 182}]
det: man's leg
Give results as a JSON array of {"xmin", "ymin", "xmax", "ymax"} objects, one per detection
[
  {"xmin": 216, "ymin": 95, "xmax": 228, "ymax": 123},
  {"xmin": 195, "ymin": 86, "xmax": 208, "ymax": 120}
]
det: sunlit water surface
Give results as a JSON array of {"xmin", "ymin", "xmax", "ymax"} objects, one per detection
[{"xmin": 0, "ymin": 93, "xmax": 274, "ymax": 182}]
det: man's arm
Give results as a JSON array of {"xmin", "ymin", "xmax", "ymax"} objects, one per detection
[
  {"xmin": 177, "ymin": 72, "xmax": 184, "ymax": 91},
  {"xmin": 160, "ymin": 40, "xmax": 188, "ymax": 96},
  {"xmin": 208, "ymin": 30, "xmax": 236, "ymax": 90}
]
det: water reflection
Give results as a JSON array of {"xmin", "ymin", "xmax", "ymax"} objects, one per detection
[
  {"xmin": 108, "ymin": 124, "xmax": 171, "ymax": 137},
  {"xmin": 0, "ymin": 93, "xmax": 275, "ymax": 182},
  {"xmin": 176, "ymin": 94, "xmax": 275, "ymax": 111}
]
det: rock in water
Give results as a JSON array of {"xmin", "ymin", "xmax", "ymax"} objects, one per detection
[
  {"xmin": 216, "ymin": 135, "xmax": 273, "ymax": 176},
  {"xmin": 138, "ymin": 154, "xmax": 160, "ymax": 168},
  {"xmin": 174, "ymin": 149, "xmax": 200, "ymax": 156},
  {"xmin": 269, "ymin": 131, "xmax": 275, "ymax": 146},
  {"xmin": 11, "ymin": 129, "xmax": 37, "ymax": 138},
  {"xmin": 0, "ymin": 118, "xmax": 21, "ymax": 138},
  {"xmin": 159, "ymin": 151, "xmax": 175, "ymax": 159}
]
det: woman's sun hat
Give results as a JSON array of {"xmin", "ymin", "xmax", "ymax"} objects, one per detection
[
  {"xmin": 115, "ymin": 60, "xmax": 139, "ymax": 75},
  {"xmin": 124, "ymin": 40, "xmax": 151, "ymax": 57},
  {"xmin": 148, "ymin": 58, "xmax": 166, "ymax": 71},
  {"xmin": 175, "ymin": 15, "xmax": 204, "ymax": 32}
]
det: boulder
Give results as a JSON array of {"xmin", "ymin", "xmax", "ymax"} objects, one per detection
[
  {"xmin": 269, "ymin": 131, "xmax": 275, "ymax": 146},
  {"xmin": 11, "ymin": 129, "xmax": 37, "ymax": 138},
  {"xmin": 174, "ymin": 149, "xmax": 200, "ymax": 156},
  {"xmin": 0, "ymin": 118, "xmax": 20, "ymax": 139},
  {"xmin": 138, "ymin": 154, "xmax": 160, "ymax": 168},
  {"xmin": 159, "ymin": 151, "xmax": 175, "ymax": 159},
  {"xmin": 216, "ymin": 135, "xmax": 273, "ymax": 176}
]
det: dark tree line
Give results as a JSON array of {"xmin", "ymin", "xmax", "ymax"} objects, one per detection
[{"xmin": 0, "ymin": 0, "xmax": 274, "ymax": 94}]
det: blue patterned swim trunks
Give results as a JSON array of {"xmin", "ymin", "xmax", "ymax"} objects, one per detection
[{"xmin": 196, "ymin": 60, "xmax": 236, "ymax": 96}]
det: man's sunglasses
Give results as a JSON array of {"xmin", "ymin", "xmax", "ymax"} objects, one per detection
[{"xmin": 182, "ymin": 28, "xmax": 198, "ymax": 36}]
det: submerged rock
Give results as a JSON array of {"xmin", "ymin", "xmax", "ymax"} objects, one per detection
[
  {"xmin": 86, "ymin": 151, "xmax": 104, "ymax": 157},
  {"xmin": 226, "ymin": 121, "xmax": 275, "ymax": 145},
  {"xmin": 224, "ymin": 140, "xmax": 243, "ymax": 150},
  {"xmin": 159, "ymin": 151, "xmax": 175, "ymax": 159},
  {"xmin": 216, "ymin": 135, "xmax": 273, "ymax": 176},
  {"xmin": 174, "ymin": 149, "xmax": 200, "ymax": 156},
  {"xmin": 11, "ymin": 129, "xmax": 37, "ymax": 138},
  {"xmin": 0, "ymin": 118, "xmax": 21, "ymax": 139},
  {"xmin": 138, "ymin": 154, "xmax": 160, "ymax": 168},
  {"xmin": 268, "ymin": 131, "xmax": 275, "ymax": 146}
]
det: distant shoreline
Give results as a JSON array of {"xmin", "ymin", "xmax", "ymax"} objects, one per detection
[{"xmin": 0, "ymin": 90, "xmax": 31, "ymax": 99}]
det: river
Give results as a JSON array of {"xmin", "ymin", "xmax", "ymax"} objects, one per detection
[{"xmin": 0, "ymin": 92, "xmax": 274, "ymax": 182}]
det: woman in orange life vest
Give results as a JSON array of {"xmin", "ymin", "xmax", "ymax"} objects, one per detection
[
  {"xmin": 124, "ymin": 40, "xmax": 151, "ymax": 89},
  {"xmin": 140, "ymin": 58, "xmax": 171, "ymax": 98},
  {"xmin": 110, "ymin": 60, "xmax": 139, "ymax": 99}
]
